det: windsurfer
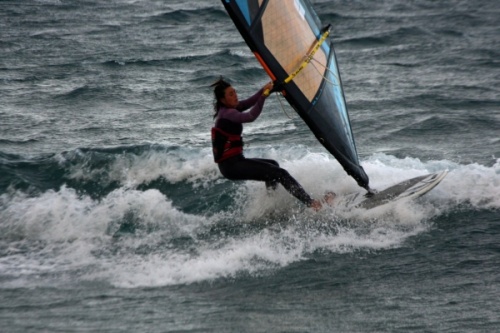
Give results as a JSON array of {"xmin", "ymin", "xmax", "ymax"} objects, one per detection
[{"xmin": 210, "ymin": 78, "xmax": 334, "ymax": 211}]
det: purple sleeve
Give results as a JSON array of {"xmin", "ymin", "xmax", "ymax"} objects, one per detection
[
  {"xmin": 237, "ymin": 88, "xmax": 265, "ymax": 111},
  {"xmin": 219, "ymin": 94, "xmax": 266, "ymax": 123}
]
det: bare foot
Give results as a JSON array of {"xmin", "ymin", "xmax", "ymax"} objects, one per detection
[
  {"xmin": 309, "ymin": 192, "xmax": 336, "ymax": 212},
  {"xmin": 323, "ymin": 191, "xmax": 336, "ymax": 207},
  {"xmin": 310, "ymin": 199, "xmax": 323, "ymax": 212}
]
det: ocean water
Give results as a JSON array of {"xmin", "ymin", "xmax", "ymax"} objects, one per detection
[{"xmin": 1, "ymin": 0, "xmax": 499, "ymax": 332}]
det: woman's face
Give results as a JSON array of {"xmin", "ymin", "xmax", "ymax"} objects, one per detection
[{"xmin": 221, "ymin": 86, "xmax": 238, "ymax": 108}]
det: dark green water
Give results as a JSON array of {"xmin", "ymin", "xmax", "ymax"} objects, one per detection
[{"xmin": 1, "ymin": 0, "xmax": 499, "ymax": 332}]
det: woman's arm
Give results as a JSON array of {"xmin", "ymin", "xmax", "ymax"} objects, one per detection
[
  {"xmin": 220, "ymin": 96, "xmax": 265, "ymax": 123},
  {"xmin": 237, "ymin": 82, "xmax": 273, "ymax": 111},
  {"xmin": 236, "ymin": 88, "xmax": 264, "ymax": 111}
]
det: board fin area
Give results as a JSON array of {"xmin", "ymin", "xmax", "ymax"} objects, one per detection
[{"xmin": 342, "ymin": 170, "xmax": 448, "ymax": 210}]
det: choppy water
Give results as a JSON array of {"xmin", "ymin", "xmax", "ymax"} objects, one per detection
[{"xmin": 1, "ymin": 0, "xmax": 499, "ymax": 332}]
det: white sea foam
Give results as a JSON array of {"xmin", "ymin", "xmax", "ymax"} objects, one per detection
[
  {"xmin": 100, "ymin": 152, "xmax": 498, "ymax": 287},
  {"xmin": 0, "ymin": 185, "xmax": 210, "ymax": 287},
  {"xmin": 65, "ymin": 147, "xmax": 220, "ymax": 188},
  {"xmin": 1, "ymin": 151, "xmax": 499, "ymax": 288}
]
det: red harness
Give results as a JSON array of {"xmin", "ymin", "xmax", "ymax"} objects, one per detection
[{"xmin": 211, "ymin": 127, "xmax": 243, "ymax": 163}]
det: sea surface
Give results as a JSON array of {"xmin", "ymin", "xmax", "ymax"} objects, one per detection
[{"xmin": 1, "ymin": 0, "xmax": 499, "ymax": 332}]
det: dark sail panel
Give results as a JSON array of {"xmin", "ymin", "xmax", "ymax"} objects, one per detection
[{"xmin": 221, "ymin": 0, "xmax": 370, "ymax": 190}]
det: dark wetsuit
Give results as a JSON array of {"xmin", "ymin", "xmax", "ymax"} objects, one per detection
[{"xmin": 213, "ymin": 88, "xmax": 314, "ymax": 206}]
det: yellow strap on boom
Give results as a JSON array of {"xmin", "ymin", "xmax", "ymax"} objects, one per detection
[{"xmin": 263, "ymin": 25, "xmax": 331, "ymax": 97}]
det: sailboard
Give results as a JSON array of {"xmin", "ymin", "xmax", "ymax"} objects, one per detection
[
  {"xmin": 341, "ymin": 170, "xmax": 448, "ymax": 210},
  {"xmin": 220, "ymin": 0, "xmax": 371, "ymax": 192}
]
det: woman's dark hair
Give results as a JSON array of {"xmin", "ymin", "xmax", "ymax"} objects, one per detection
[{"xmin": 211, "ymin": 77, "xmax": 231, "ymax": 118}]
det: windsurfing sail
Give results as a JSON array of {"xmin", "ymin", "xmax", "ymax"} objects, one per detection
[{"xmin": 220, "ymin": 0, "xmax": 370, "ymax": 190}]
